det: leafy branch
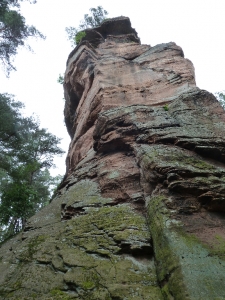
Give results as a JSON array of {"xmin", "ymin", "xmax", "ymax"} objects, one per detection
[{"xmin": 65, "ymin": 6, "xmax": 108, "ymax": 47}]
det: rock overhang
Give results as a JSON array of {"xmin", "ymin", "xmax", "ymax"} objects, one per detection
[
  {"xmin": 80, "ymin": 16, "xmax": 140, "ymax": 45},
  {"xmin": 66, "ymin": 16, "xmax": 140, "ymax": 66}
]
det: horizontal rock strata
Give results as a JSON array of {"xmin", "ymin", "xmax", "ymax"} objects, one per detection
[{"xmin": 1, "ymin": 17, "xmax": 225, "ymax": 299}]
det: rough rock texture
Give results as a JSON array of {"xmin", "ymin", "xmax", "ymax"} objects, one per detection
[{"xmin": 1, "ymin": 17, "xmax": 225, "ymax": 299}]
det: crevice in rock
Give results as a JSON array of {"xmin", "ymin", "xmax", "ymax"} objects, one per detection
[
  {"xmin": 85, "ymin": 250, "xmax": 111, "ymax": 259},
  {"xmin": 64, "ymin": 282, "xmax": 80, "ymax": 294},
  {"xmin": 61, "ymin": 205, "xmax": 86, "ymax": 220},
  {"xmin": 116, "ymin": 243, "xmax": 153, "ymax": 258},
  {"xmin": 64, "ymin": 81, "xmax": 84, "ymax": 138}
]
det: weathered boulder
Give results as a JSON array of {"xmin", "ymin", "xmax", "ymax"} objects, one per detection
[{"xmin": 1, "ymin": 16, "xmax": 225, "ymax": 299}]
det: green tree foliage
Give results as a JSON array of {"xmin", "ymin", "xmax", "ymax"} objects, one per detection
[
  {"xmin": 57, "ymin": 73, "xmax": 64, "ymax": 85},
  {"xmin": 0, "ymin": 0, "xmax": 45, "ymax": 75},
  {"xmin": 0, "ymin": 93, "xmax": 64, "ymax": 241},
  {"xmin": 0, "ymin": 93, "xmax": 22, "ymax": 147},
  {"xmin": 65, "ymin": 6, "xmax": 108, "ymax": 46},
  {"xmin": 215, "ymin": 91, "xmax": 225, "ymax": 109},
  {"xmin": 75, "ymin": 31, "xmax": 86, "ymax": 45}
]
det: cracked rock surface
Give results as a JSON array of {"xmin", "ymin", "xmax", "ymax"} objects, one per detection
[{"xmin": 1, "ymin": 16, "xmax": 225, "ymax": 299}]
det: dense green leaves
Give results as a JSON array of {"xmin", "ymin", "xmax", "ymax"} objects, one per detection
[
  {"xmin": 66, "ymin": 6, "xmax": 108, "ymax": 46},
  {"xmin": 0, "ymin": 0, "xmax": 44, "ymax": 75},
  {"xmin": 0, "ymin": 183, "xmax": 35, "ymax": 225},
  {"xmin": 0, "ymin": 93, "xmax": 22, "ymax": 146},
  {"xmin": 75, "ymin": 31, "xmax": 86, "ymax": 45},
  {"xmin": 0, "ymin": 93, "xmax": 64, "ymax": 241}
]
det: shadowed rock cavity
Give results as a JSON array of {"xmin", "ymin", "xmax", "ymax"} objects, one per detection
[{"xmin": 1, "ymin": 16, "xmax": 225, "ymax": 300}]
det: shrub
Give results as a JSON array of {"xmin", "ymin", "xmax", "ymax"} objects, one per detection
[{"xmin": 75, "ymin": 31, "xmax": 86, "ymax": 45}]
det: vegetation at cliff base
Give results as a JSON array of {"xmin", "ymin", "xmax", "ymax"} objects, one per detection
[
  {"xmin": 0, "ymin": 93, "xmax": 64, "ymax": 241},
  {"xmin": 0, "ymin": 0, "xmax": 45, "ymax": 75},
  {"xmin": 65, "ymin": 6, "xmax": 108, "ymax": 46}
]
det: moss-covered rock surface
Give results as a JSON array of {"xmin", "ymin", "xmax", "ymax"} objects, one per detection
[{"xmin": 0, "ymin": 178, "xmax": 162, "ymax": 299}]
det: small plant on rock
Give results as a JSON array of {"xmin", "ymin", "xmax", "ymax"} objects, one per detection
[
  {"xmin": 75, "ymin": 31, "xmax": 86, "ymax": 45},
  {"xmin": 65, "ymin": 6, "xmax": 108, "ymax": 46},
  {"xmin": 163, "ymin": 104, "xmax": 169, "ymax": 111}
]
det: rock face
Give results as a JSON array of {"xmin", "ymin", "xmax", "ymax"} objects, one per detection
[{"xmin": 1, "ymin": 17, "xmax": 225, "ymax": 299}]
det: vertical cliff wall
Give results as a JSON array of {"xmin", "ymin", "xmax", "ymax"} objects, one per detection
[{"xmin": 1, "ymin": 17, "xmax": 225, "ymax": 299}]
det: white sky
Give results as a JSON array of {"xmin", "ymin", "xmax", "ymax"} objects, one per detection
[{"xmin": 0, "ymin": 0, "xmax": 225, "ymax": 176}]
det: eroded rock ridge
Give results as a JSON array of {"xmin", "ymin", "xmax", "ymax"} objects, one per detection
[{"xmin": 1, "ymin": 17, "xmax": 225, "ymax": 300}]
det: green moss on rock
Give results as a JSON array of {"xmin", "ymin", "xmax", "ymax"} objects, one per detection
[
  {"xmin": 50, "ymin": 289, "xmax": 72, "ymax": 299},
  {"xmin": 62, "ymin": 180, "xmax": 112, "ymax": 208},
  {"xmin": 147, "ymin": 194, "xmax": 225, "ymax": 300}
]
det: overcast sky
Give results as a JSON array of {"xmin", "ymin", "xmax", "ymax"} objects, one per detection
[{"xmin": 0, "ymin": 0, "xmax": 224, "ymax": 176}]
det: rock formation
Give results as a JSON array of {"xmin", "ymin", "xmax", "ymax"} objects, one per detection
[{"xmin": 1, "ymin": 17, "xmax": 225, "ymax": 299}]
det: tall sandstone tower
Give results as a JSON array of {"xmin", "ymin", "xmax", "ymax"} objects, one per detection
[{"xmin": 1, "ymin": 17, "xmax": 225, "ymax": 299}]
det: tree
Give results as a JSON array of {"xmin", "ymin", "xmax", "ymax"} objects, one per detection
[
  {"xmin": 0, "ymin": 93, "xmax": 64, "ymax": 241},
  {"xmin": 0, "ymin": 93, "xmax": 22, "ymax": 145},
  {"xmin": 0, "ymin": 0, "xmax": 45, "ymax": 75},
  {"xmin": 66, "ymin": 6, "xmax": 108, "ymax": 46},
  {"xmin": 0, "ymin": 167, "xmax": 62, "ymax": 240},
  {"xmin": 215, "ymin": 91, "xmax": 225, "ymax": 109}
]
